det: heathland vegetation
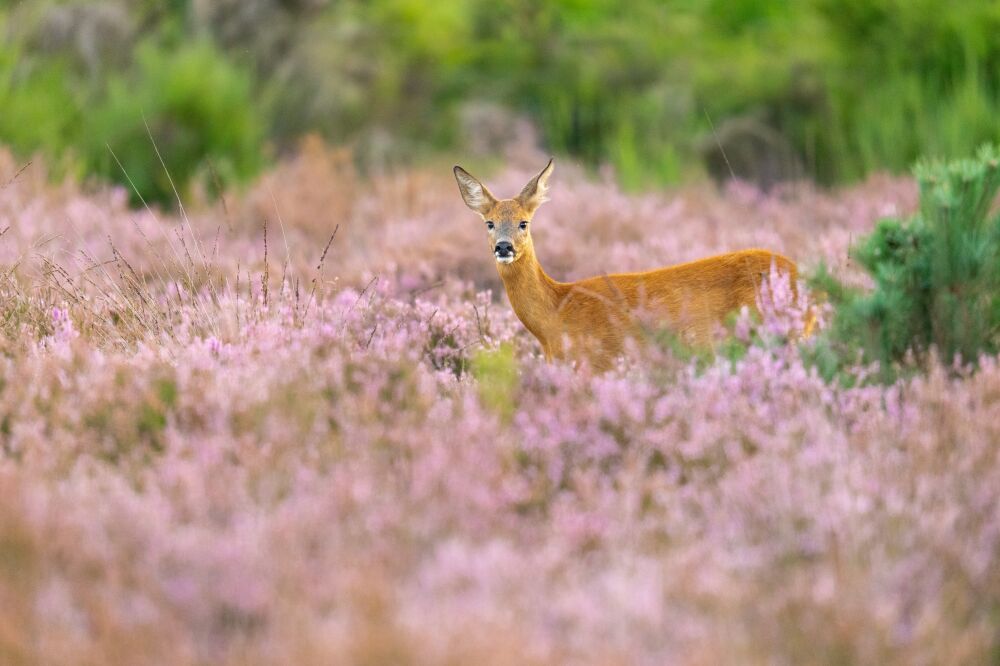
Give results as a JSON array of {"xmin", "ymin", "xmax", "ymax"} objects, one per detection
[
  {"xmin": 3, "ymin": 137, "xmax": 1000, "ymax": 662},
  {"xmin": 3, "ymin": 1, "xmax": 1000, "ymax": 663}
]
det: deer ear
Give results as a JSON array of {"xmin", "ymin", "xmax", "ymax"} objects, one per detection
[
  {"xmin": 517, "ymin": 158, "xmax": 554, "ymax": 214},
  {"xmin": 453, "ymin": 166, "xmax": 497, "ymax": 217}
]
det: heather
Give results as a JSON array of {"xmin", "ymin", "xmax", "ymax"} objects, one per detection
[{"xmin": 5, "ymin": 144, "xmax": 1000, "ymax": 663}]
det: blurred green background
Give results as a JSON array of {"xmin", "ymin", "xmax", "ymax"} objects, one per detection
[{"xmin": 2, "ymin": 0, "xmax": 999, "ymax": 205}]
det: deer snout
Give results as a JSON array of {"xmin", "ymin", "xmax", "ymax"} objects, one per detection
[{"xmin": 494, "ymin": 241, "xmax": 515, "ymax": 261}]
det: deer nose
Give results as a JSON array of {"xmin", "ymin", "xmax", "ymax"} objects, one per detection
[{"xmin": 494, "ymin": 241, "xmax": 514, "ymax": 257}]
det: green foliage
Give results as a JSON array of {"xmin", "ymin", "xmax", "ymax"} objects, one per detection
[
  {"xmin": 0, "ymin": 6, "xmax": 264, "ymax": 207},
  {"xmin": 471, "ymin": 344, "xmax": 519, "ymax": 420},
  {"xmin": 2, "ymin": 0, "xmax": 1000, "ymax": 197},
  {"xmin": 200, "ymin": 0, "xmax": 1000, "ymax": 188},
  {"xmin": 812, "ymin": 145, "xmax": 1000, "ymax": 381},
  {"xmin": 816, "ymin": 0, "xmax": 1000, "ymax": 182},
  {"xmin": 0, "ymin": 37, "xmax": 85, "ymax": 178},
  {"xmin": 80, "ymin": 40, "xmax": 266, "ymax": 207}
]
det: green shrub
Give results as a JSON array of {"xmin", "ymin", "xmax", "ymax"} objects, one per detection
[
  {"xmin": 811, "ymin": 145, "xmax": 1000, "ymax": 381},
  {"xmin": 0, "ymin": 38, "xmax": 86, "ymax": 178},
  {"xmin": 79, "ymin": 39, "xmax": 266, "ymax": 207}
]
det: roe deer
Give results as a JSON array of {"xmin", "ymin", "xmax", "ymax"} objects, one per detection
[{"xmin": 454, "ymin": 159, "xmax": 808, "ymax": 371}]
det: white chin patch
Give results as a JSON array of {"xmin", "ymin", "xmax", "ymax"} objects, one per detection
[{"xmin": 495, "ymin": 254, "xmax": 515, "ymax": 265}]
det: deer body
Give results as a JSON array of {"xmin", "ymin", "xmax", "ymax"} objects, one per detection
[{"xmin": 454, "ymin": 160, "xmax": 801, "ymax": 371}]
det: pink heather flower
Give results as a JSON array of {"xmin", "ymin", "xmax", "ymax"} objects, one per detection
[
  {"xmin": 51, "ymin": 306, "xmax": 77, "ymax": 341},
  {"xmin": 10, "ymin": 146, "xmax": 994, "ymax": 665},
  {"xmin": 754, "ymin": 260, "xmax": 814, "ymax": 343}
]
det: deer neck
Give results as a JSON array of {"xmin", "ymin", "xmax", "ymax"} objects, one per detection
[{"xmin": 496, "ymin": 246, "xmax": 560, "ymax": 342}]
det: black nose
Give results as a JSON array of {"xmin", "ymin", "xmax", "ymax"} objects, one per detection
[{"xmin": 494, "ymin": 241, "xmax": 514, "ymax": 257}]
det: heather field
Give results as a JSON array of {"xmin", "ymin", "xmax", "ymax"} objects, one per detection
[{"xmin": 4, "ymin": 141, "xmax": 1000, "ymax": 665}]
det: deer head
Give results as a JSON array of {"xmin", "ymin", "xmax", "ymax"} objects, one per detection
[{"xmin": 453, "ymin": 159, "xmax": 554, "ymax": 265}]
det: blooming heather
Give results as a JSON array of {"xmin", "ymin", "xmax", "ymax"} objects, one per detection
[{"xmin": 1, "ymin": 145, "xmax": 997, "ymax": 664}]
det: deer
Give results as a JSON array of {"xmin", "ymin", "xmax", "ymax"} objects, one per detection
[{"xmin": 454, "ymin": 159, "xmax": 809, "ymax": 371}]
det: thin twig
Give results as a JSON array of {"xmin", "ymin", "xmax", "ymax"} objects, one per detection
[
  {"xmin": 206, "ymin": 158, "xmax": 233, "ymax": 232},
  {"xmin": 704, "ymin": 108, "xmax": 736, "ymax": 182},
  {"xmin": 262, "ymin": 218, "xmax": 269, "ymax": 307},
  {"xmin": 1, "ymin": 161, "xmax": 31, "ymax": 190},
  {"xmin": 302, "ymin": 225, "xmax": 339, "ymax": 323},
  {"xmin": 472, "ymin": 304, "xmax": 488, "ymax": 346},
  {"xmin": 409, "ymin": 281, "xmax": 443, "ymax": 298}
]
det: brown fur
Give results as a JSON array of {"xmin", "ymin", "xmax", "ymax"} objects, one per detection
[{"xmin": 454, "ymin": 160, "xmax": 804, "ymax": 371}]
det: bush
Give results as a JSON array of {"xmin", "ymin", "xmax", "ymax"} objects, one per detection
[
  {"xmin": 812, "ymin": 145, "xmax": 1000, "ymax": 380},
  {"xmin": 80, "ymin": 40, "xmax": 266, "ymax": 207},
  {"xmin": 0, "ymin": 39, "xmax": 85, "ymax": 178}
]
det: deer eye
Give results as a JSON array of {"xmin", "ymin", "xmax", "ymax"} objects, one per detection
[
  {"xmin": 519, "ymin": 221, "xmax": 528, "ymax": 230},
  {"xmin": 486, "ymin": 221, "xmax": 495, "ymax": 230}
]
